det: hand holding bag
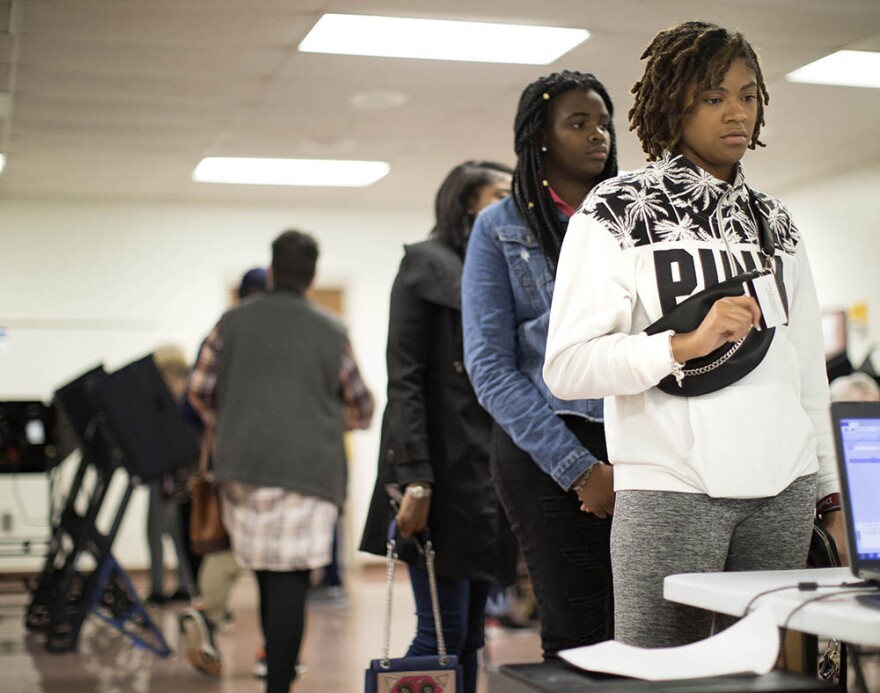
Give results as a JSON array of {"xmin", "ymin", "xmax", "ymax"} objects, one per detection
[
  {"xmin": 364, "ymin": 522, "xmax": 462, "ymax": 693},
  {"xmin": 189, "ymin": 427, "xmax": 230, "ymax": 555},
  {"xmin": 645, "ymin": 190, "xmax": 785, "ymax": 396}
]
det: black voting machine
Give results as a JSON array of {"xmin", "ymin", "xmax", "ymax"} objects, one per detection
[
  {"xmin": 0, "ymin": 401, "xmax": 57, "ymax": 560},
  {"xmin": 24, "ymin": 355, "xmax": 198, "ymax": 655},
  {"xmin": 0, "ymin": 401, "xmax": 57, "ymax": 475}
]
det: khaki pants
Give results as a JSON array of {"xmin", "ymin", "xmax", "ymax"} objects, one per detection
[{"xmin": 195, "ymin": 549, "xmax": 240, "ymax": 625}]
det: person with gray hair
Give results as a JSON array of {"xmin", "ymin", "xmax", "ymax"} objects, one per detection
[
  {"xmin": 829, "ymin": 371, "xmax": 880, "ymax": 403},
  {"xmin": 144, "ymin": 344, "xmax": 197, "ymax": 605}
]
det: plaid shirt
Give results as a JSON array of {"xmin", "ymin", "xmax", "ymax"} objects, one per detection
[
  {"xmin": 220, "ymin": 482, "xmax": 338, "ymax": 571},
  {"xmin": 187, "ymin": 316, "xmax": 374, "ymax": 570},
  {"xmin": 188, "ymin": 323, "xmax": 374, "ymax": 431}
]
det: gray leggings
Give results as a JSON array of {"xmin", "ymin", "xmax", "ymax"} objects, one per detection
[
  {"xmin": 611, "ymin": 473, "xmax": 817, "ymax": 647},
  {"xmin": 147, "ymin": 480, "xmax": 196, "ymax": 596}
]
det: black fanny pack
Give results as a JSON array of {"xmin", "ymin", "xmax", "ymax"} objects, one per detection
[{"xmin": 644, "ymin": 191, "xmax": 783, "ymax": 397}]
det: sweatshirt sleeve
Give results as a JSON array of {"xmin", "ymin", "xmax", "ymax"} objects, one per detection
[
  {"xmin": 787, "ymin": 238, "xmax": 839, "ymax": 503},
  {"xmin": 544, "ymin": 213, "xmax": 676, "ymax": 400}
]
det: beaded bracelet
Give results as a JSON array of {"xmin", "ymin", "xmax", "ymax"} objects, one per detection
[{"xmin": 572, "ymin": 465, "xmax": 594, "ymax": 493}]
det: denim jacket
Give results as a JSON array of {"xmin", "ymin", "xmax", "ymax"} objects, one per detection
[{"xmin": 462, "ymin": 196, "xmax": 603, "ymax": 490}]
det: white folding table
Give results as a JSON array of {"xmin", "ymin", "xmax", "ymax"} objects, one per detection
[{"xmin": 664, "ymin": 566, "xmax": 880, "ymax": 647}]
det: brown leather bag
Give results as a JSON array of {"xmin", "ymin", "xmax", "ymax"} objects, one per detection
[{"xmin": 189, "ymin": 428, "xmax": 230, "ymax": 555}]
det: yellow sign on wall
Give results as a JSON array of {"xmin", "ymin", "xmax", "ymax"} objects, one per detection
[{"xmin": 849, "ymin": 302, "xmax": 869, "ymax": 327}]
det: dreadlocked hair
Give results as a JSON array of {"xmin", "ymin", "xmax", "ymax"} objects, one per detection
[
  {"xmin": 629, "ymin": 21, "xmax": 770, "ymax": 161},
  {"xmin": 513, "ymin": 70, "xmax": 618, "ymax": 268}
]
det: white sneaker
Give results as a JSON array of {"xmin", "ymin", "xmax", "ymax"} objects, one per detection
[
  {"xmin": 252, "ymin": 649, "xmax": 307, "ymax": 680},
  {"xmin": 179, "ymin": 608, "xmax": 221, "ymax": 677},
  {"xmin": 253, "ymin": 648, "xmax": 267, "ymax": 679}
]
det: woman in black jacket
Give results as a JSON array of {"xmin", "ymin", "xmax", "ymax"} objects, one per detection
[{"xmin": 360, "ymin": 160, "xmax": 517, "ymax": 693}]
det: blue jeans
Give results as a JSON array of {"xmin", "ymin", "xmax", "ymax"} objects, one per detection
[
  {"xmin": 320, "ymin": 520, "xmax": 343, "ymax": 587},
  {"xmin": 406, "ymin": 565, "xmax": 491, "ymax": 693},
  {"xmin": 491, "ymin": 420, "xmax": 613, "ymax": 657}
]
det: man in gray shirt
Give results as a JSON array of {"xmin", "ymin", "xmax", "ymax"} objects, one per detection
[{"xmin": 188, "ymin": 229, "xmax": 374, "ymax": 692}]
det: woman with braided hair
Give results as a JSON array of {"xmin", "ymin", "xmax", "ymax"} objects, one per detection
[
  {"xmin": 545, "ymin": 22, "xmax": 845, "ymax": 647},
  {"xmin": 462, "ymin": 71, "xmax": 618, "ymax": 657}
]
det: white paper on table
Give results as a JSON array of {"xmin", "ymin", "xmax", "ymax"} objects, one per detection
[{"xmin": 559, "ymin": 606, "xmax": 780, "ymax": 681}]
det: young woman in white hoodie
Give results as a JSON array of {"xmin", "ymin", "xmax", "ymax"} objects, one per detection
[{"xmin": 543, "ymin": 21, "xmax": 845, "ymax": 648}]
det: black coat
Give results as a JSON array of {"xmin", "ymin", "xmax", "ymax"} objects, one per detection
[{"xmin": 359, "ymin": 240, "xmax": 516, "ymax": 584}]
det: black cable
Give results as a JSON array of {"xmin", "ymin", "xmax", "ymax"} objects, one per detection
[
  {"xmin": 742, "ymin": 585, "xmax": 799, "ymax": 615},
  {"xmin": 781, "ymin": 586, "xmax": 878, "ymax": 633},
  {"xmin": 778, "ymin": 585, "xmax": 879, "ymax": 672},
  {"xmin": 743, "ymin": 580, "xmax": 874, "ymax": 616}
]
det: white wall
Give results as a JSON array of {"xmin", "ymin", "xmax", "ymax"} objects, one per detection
[
  {"xmin": 0, "ymin": 198, "xmax": 429, "ymax": 573},
  {"xmin": 781, "ymin": 161, "xmax": 880, "ymax": 367},
  {"xmin": 1, "ymin": 163, "xmax": 879, "ymax": 574}
]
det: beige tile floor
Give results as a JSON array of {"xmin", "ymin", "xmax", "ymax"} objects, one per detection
[{"xmin": 0, "ymin": 566, "xmax": 541, "ymax": 693}]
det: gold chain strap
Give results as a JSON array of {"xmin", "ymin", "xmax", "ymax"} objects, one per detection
[{"xmin": 379, "ymin": 532, "xmax": 447, "ymax": 668}]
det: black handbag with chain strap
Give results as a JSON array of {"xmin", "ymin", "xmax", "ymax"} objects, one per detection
[
  {"xmin": 645, "ymin": 190, "xmax": 784, "ymax": 397},
  {"xmin": 364, "ymin": 521, "xmax": 463, "ymax": 693}
]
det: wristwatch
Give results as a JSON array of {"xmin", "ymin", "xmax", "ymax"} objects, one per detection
[{"xmin": 405, "ymin": 484, "xmax": 432, "ymax": 500}]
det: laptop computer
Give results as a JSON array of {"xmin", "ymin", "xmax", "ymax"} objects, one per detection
[{"xmin": 830, "ymin": 400, "xmax": 880, "ymax": 607}]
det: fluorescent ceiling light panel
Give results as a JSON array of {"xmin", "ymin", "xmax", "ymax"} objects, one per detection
[
  {"xmin": 786, "ymin": 50, "xmax": 880, "ymax": 89},
  {"xmin": 0, "ymin": 153, "xmax": 5, "ymax": 175},
  {"xmin": 193, "ymin": 157, "xmax": 390, "ymax": 187},
  {"xmin": 299, "ymin": 14, "xmax": 588, "ymax": 65}
]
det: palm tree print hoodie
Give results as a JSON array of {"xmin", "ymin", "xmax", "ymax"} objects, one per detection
[{"xmin": 543, "ymin": 152, "xmax": 838, "ymax": 503}]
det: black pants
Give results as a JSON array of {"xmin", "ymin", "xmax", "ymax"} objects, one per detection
[
  {"xmin": 255, "ymin": 569, "xmax": 310, "ymax": 693},
  {"xmin": 490, "ymin": 419, "xmax": 613, "ymax": 657},
  {"xmin": 178, "ymin": 499, "xmax": 202, "ymax": 581}
]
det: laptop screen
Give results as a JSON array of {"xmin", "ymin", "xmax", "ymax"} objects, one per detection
[{"xmin": 831, "ymin": 401, "xmax": 880, "ymax": 577}]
